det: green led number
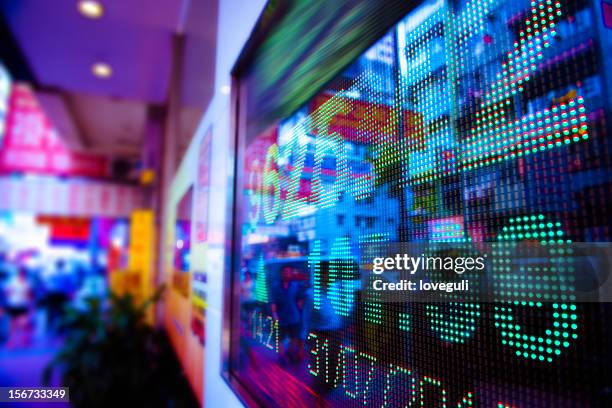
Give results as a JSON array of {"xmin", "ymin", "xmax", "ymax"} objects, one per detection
[
  {"xmin": 309, "ymin": 239, "xmax": 324, "ymax": 310},
  {"xmin": 425, "ymin": 233, "xmax": 480, "ymax": 343},
  {"xmin": 398, "ymin": 312, "xmax": 410, "ymax": 332},
  {"xmin": 254, "ymin": 255, "xmax": 268, "ymax": 303},
  {"xmin": 329, "ymin": 237, "xmax": 356, "ymax": 317},
  {"xmin": 427, "ymin": 303, "xmax": 481, "ymax": 344},
  {"xmin": 493, "ymin": 215, "xmax": 579, "ymax": 362},
  {"xmin": 359, "ymin": 234, "xmax": 389, "ymax": 325},
  {"xmin": 495, "ymin": 301, "xmax": 578, "ymax": 363}
]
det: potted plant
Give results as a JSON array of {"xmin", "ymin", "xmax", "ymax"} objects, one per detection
[{"xmin": 44, "ymin": 286, "xmax": 198, "ymax": 408}]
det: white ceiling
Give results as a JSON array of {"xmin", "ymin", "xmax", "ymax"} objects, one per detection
[
  {"xmin": 1, "ymin": 0, "xmax": 184, "ymax": 102},
  {"xmin": 1, "ymin": 0, "xmax": 218, "ymax": 161}
]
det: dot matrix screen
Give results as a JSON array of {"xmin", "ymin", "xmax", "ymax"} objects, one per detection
[{"xmin": 231, "ymin": 0, "xmax": 612, "ymax": 406}]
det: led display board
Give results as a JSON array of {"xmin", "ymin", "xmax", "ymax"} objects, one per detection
[{"xmin": 230, "ymin": 0, "xmax": 612, "ymax": 406}]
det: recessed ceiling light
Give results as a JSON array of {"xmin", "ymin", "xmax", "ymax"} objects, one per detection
[
  {"xmin": 92, "ymin": 62, "xmax": 112, "ymax": 78},
  {"xmin": 78, "ymin": 0, "xmax": 104, "ymax": 19}
]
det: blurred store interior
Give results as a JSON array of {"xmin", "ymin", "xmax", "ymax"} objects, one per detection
[{"xmin": 0, "ymin": 0, "xmax": 225, "ymax": 406}]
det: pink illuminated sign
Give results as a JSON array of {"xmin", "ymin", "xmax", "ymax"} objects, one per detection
[{"xmin": 0, "ymin": 83, "xmax": 109, "ymax": 178}]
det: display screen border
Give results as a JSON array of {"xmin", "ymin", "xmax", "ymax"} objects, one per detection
[{"xmin": 221, "ymin": 0, "xmax": 612, "ymax": 405}]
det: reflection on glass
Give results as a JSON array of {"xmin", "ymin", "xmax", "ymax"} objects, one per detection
[
  {"xmin": 173, "ymin": 187, "xmax": 193, "ymax": 297},
  {"xmin": 232, "ymin": 0, "xmax": 612, "ymax": 406}
]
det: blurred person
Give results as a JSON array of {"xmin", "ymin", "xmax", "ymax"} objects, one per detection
[
  {"xmin": 293, "ymin": 277, "xmax": 310, "ymax": 362},
  {"xmin": 0, "ymin": 251, "xmax": 16, "ymax": 281},
  {"xmin": 21, "ymin": 253, "xmax": 50, "ymax": 339},
  {"xmin": 241, "ymin": 270, "xmax": 256, "ymax": 312},
  {"xmin": 240, "ymin": 268, "xmax": 256, "ymax": 338},
  {"xmin": 305, "ymin": 261, "xmax": 342, "ymax": 335},
  {"xmin": 308, "ymin": 261, "xmax": 355, "ymax": 401},
  {"xmin": 239, "ymin": 268, "xmax": 258, "ymax": 368},
  {"xmin": 2, "ymin": 266, "xmax": 33, "ymax": 348},
  {"xmin": 44, "ymin": 259, "xmax": 74, "ymax": 332},
  {"xmin": 0, "ymin": 251, "xmax": 16, "ymax": 343},
  {"xmin": 270, "ymin": 265, "xmax": 301, "ymax": 365},
  {"xmin": 73, "ymin": 265, "xmax": 107, "ymax": 311}
]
